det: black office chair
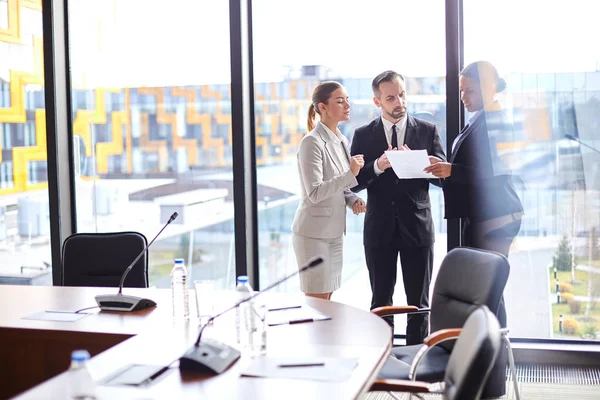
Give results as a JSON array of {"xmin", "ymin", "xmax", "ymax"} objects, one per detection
[
  {"xmin": 373, "ymin": 247, "xmax": 518, "ymax": 399},
  {"xmin": 62, "ymin": 232, "xmax": 149, "ymax": 288},
  {"xmin": 370, "ymin": 305, "xmax": 502, "ymax": 400}
]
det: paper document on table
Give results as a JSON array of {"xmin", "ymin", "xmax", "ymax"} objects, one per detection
[
  {"xmin": 241, "ymin": 356, "xmax": 358, "ymax": 381},
  {"xmin": 385, "ymin": 149, "xmax": 435, "ymax": 179},
  {"xmin": 265, "ymin": 305, "xmax": 331, "ymax": 326},
  {"xmin": 22, "ymin": 311, "xmax": 91, "ymax": 322}
]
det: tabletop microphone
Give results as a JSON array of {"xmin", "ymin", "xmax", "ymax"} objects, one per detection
[
  {"xmin": 178, "ymin": 255, "xmax": 324, "ymax": 374},
  {"xmin": 95, "ymin": 212, "xmax": 179, "ymax": 312}
]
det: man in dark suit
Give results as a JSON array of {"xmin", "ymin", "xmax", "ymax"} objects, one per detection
[{"xmin": 350, "ymin": 70, "xmax": 446, "ymax": 345}]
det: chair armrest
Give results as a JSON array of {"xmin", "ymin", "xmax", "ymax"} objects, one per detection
[
  {"xmin": 408, "ymin": 329, "xmax": 461, "ymax": 381},
  {"xmin": 423, "ymin": 328, "xmax": 462, "ymax": 347},
  {"xmin": 371, "ymin": 305, "xmax": 419, "ymax": 317},
  {"xmin": 370, "ymin": 379, "xmax": 431, "ymax": 393}
]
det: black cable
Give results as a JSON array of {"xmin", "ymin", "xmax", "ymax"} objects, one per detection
[{"xmin": 74, "ymin": 306, "xmax": 99, "ymax": 314}]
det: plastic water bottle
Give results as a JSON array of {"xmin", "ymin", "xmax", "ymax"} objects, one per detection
[
  {"xmin": 67, "ymin": 350, "xmax": 96, "ymax": 399},
  {"xmin": 235, "ymin": 275, "xmax": 254, "ymax": 348},
  {"xmin": 171, "ymin": 258, "xmax": 189, "ymax": 319}
]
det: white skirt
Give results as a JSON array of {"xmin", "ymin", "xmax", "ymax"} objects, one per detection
[{"xmin": 292, "ymin": 234, "xmax": 343, "ymax": 294}]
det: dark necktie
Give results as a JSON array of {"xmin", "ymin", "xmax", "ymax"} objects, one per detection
[{"xmin": 391, "ymin": 124, "xmax": 398, "ymax": 149}]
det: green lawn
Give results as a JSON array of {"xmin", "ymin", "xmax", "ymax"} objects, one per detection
[
  {"xmin": 551, "ymin": 302, "xmax": 600, "ymax": 338},
  {"xmin": 548, "ymin": 266, "xmax": 590, "ymax": 296},
  {"xmin": 578, "ymin": 258, "xmax": 600, "ymax": 268}
]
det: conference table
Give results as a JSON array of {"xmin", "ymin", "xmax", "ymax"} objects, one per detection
[{"xmin": 1, "ymin": 285, "xmax": 392, "ymax": 399}]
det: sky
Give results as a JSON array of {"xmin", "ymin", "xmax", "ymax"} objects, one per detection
[{"xmin": 65, "ymin": 0, "xmax": 600, "ymax": 88}]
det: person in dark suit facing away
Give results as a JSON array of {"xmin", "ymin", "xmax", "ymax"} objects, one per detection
[{"xmin": 350, "ymin": 71, "xmax": 446, "ymax": 345}]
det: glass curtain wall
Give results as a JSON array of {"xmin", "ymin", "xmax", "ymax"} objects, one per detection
[
  {"xmin": 0, "ymin": 0, "xmax": 52, "ymax": 286},
  {"xmin": 66, "ymin": 0, "xmax": 236, "ymax": 289},
  {"xmin": 252, "ymin": 0, "xmax": 447, "ymax": 335},
  {"xmin": 24, "ymin": 0, "xmax": 600, "ymax": 345},
  {"xmin": 464, "ymin": 0, "xmax": 600, "ymax": 341}
]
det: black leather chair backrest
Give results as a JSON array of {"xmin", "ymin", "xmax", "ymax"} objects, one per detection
[
  {"xmin": 444, "ymin": 305, "xmax": 501, "ymax": 400},
  {"xmin": 62, "ymin": 232, "xmax": 149, "ymax": 288},
  {"xmin": 430, "ymin": 247, "xmax": 509, "ymax": 351}
]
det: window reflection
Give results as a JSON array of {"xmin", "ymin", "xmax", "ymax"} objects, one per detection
[
  {"xmin": 465, "ymin": 0, "xmax": 600, "ymax": 340},
  {"xmin": 0, "ymin": 1, "xmax": 52, "ymax": 285},
  {"xmin": 252, "ymin": 0, "xmax": 448, "ymax": 338},
  {"xmin": 68, "ymin": 0, "xmax": 235, "ymax": 290}
]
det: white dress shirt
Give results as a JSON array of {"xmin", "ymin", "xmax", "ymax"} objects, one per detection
[
  {"xmin": 374, "ymin": 115, "xmax": 407, "ymax": 175},
  {"xmin": 319, "ymin": 121, "xmax": 341, "ymax": 143},
  {"xmin": 319, "ymin": 122, "xmax": 350, "ymax": 171}
]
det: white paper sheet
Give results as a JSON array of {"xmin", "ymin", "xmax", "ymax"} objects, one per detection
[
  {"xmin": 265, "ymin": 305, "xmax": 331, "ymax": 326},
  {"xmin": 241, "ymin": 356, "xmax": 358, "ymax": 381},
  {"xmin": 22, "ymin": 311, "xmax": 91, "ymax": 322},
  {"xmin": 385, "ymin": 149, "xmax": 435, "ymax": 179}
]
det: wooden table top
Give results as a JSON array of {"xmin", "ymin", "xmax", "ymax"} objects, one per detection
[{"xmin": 4, "ymin": 285, "xmax": 392, "ymax": 400}]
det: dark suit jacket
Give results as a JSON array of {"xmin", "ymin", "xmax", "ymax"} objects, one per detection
[
  {"xmin": 443, "ymin": 110, "xmax": 523, "ymax": 221},
  {"xmin": 350, "ymin": 115, "xmax": 446, "ymax": 247}
]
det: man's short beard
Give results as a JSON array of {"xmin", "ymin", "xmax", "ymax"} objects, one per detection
[{"xmin": 386, "ymin": 109, "xmax": 405, "ymax": 120}]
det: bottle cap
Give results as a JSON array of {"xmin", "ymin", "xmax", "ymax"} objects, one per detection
[
  {"xmin": 237, "ymin": 275, "xmax": 249, "ymax": 283},
  {"xmin": 174, "ymin": 258, "xmax": 184, "ymax": 264},
  {"xmin": 71, "ymin": 349, "xmax": 91, "ymax": 362}
]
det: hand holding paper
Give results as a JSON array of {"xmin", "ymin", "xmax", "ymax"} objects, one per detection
[
  {"xmin": 423, "ymin": 158, "xmax": 452, "ymax": 178},
  {"xmin": 385, "ymin": 149, "xmax": 436, "ymax": 179},
  {"xmin": 376, "ymin": 145, "xmax": 395, "ymax": 171}
]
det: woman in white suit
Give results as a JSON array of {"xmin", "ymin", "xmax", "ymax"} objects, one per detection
[{"xmin": 291, "ymin": 81, "xmax": 366, "ymax": 300}]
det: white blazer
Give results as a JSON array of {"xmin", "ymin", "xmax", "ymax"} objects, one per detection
[{"xmin": 291, "ymin": 123, "xmax": 359, "ymax": 239}]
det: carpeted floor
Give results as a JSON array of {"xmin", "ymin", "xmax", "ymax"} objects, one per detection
[{"xmin": 361, "ymin": 382, "xmax": 600, "ymax": 400}]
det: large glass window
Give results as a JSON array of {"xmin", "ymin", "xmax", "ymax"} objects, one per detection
[
  {"xmin": 0, "ymin": 0, "xmax": 52, "ymax": 286},
  {"xmin": 465, "ymin": 0, "xmax": 600, "ymax": 340},
  {"xmin": 252, "ymin": 0, "xmax": 447, "ymax": 334},
  {"xmin": 67, "ymin": 0, "xmax": 235, "ymax": 289}
]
